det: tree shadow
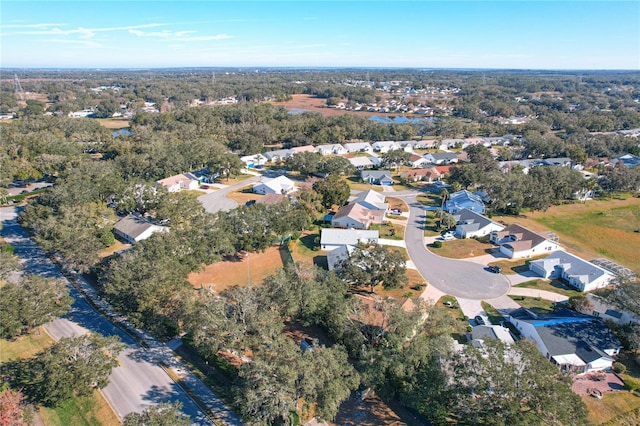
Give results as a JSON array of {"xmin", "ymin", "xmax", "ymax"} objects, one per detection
[{"xmin": 313, "ymin": 255, "xmax": 328, "ymax": 270}]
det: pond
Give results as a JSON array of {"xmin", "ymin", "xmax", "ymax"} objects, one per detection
[
  {"xmin": 368, "ymin": 115, "xmax": 437, "ymax": 124},
  {"xmin": 112, "ymin": 128, "xmax": 132, "ymax": 137}
]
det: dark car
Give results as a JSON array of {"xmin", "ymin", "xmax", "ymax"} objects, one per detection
[
  {"xmin": 474, "ymin": 315, "xmax": 486, "ymax": 326},
  {"xmin": 487, "ymin": 265, "xmax": 502, "ymax": 274}
]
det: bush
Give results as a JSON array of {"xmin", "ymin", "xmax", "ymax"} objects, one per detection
[
  {"xmin": 623, "ymin": 376, "xmax": 640, "ymax": 391},
  {"xmin": 0, "ymin": 244, "xmax": 15, "ymax": 254},
  {"xmin": 432, "ymin": 240, "xmax": 443, "ymax": 248},
  {"xmin": 411, "ymin": 284, "xmax": 425, "ymax": 291},
  {"xmin": 613, "ymin": 362, "xmax": 627, "ymax": 374}
]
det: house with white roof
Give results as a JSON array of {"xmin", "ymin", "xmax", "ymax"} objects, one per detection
[
  {"xmin": 263, "ymin": 149, "xmax": 294, "ymax": 163},
  {"xmin": 316, "ymin": 144, "xmax": 347, "ymax": 156},
  {"xmin": 507, "ymin": 308, "xmax": 621, "ymax": 373},
  {"xmin": 348, "ymin": 156, "xmax": 376, "ymax": 170},
  {"xmin": 529, "ymin": 251, "xmax": 615, "ymax": 292},
  {"xmin": 327, "ymin": 245, "xmax": 354, "ymax": 271},
  {"xmin": 444, "ymin": 190, "xmax": 485, "ymax": 214},
  {"xmin": 490, "ymin": 224, "xmax": 560, "ymax": 259},
  {"xmin": 343, "ymin": 142, "xmax": 373, "ymax": 154},
  {"xmin": 113, "ymin": 214, "xmax": 169, "ymax": 244},
  {"xmin": 424, "ymin": 152, "xmax": 459, "ymax": 165},
  {"xmin": 351, "ymin": 189, "xmax": 388, "ymax": 211},
  {"xmin": 320, "ymin": 229, "xmax": 379, "ymax": 251},
  {"xmin": 372, "ymin": 141, "xmax": 401, "ymax": 153},
  {"xmin": 453, "ymin": 209, "xmax": 505, "ymax": 239},
  {"xmin": 252, "ymin": 175, "xmax": 297, "ymax": 195},
  {"xmin": 155, "ymin": 174, "xmax": 199, "ymax": 192},
  {"xmin": 240, "ymin": 153, "xmax": 268, "ymax": 168}
]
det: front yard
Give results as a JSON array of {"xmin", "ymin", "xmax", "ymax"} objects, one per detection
[
  {"xmin": 508, "ymin": 295, "xmax": 556, "ymax": 314},
  {"xmin": 428, "ymin": 236, "xmax": 493, "ymax": 258},
  {"xmin": 514, "ymin": 279, "xmax": 583, "ymax": 298}
]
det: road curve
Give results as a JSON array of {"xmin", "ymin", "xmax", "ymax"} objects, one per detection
[
  {"xmin": 397, "ymin": 195, "xmax": 511, "ymax": 300},
  {"xmin": 198, "ymin": 176, "xmax": 261, "ymax": 214},
  {"xmin": 0, "ymin": 207, "xmax": 218, "ymax": 425}
]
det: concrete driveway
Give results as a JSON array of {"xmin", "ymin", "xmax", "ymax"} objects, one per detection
[
  {"xmin": 398, "ymin": 195, "xmax": 511, "ymax": 300},
  {"xmin": 198, "ymin": 176, "xmax": 260, "ymax": 214}
]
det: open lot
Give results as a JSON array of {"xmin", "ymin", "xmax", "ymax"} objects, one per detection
[
  {"xmin": 496, "ymin": 197, "xmax": 640, "ymax": 274},
  {"xmin": 187, "ymin": 246, "xmax": 287, "ymax": 292}
]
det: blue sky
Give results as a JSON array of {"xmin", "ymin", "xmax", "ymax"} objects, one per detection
[{"xmin": 1, "ymin": 1, "xmax": 638, "ymax": 69}]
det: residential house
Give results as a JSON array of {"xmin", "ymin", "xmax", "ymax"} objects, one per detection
[
  {"xmin": 444, "ymin": 190, "xmax": 486, "ymax": 214},
  {"xmin": 343, "ymin": 142, "xmax": 373, "ymax": 154},
  {"xmin": 361, "ymin": 170, "xmax": 394, "ymax": 186},
  {"xmin": 113, "ymin": 214, "xmax": 169, "ymax": 244},
  {"xmin": 587, "ymin": 294, "xmax": 640, "ymax": 326},
  {"xmin": 424, "ymin": 152, "xmax": 459, "ymax": 165},
  {"xmin": 507, "ymin": 308, "xmax": 622, "ymax": 373},
  {"xmin": 327, "ymin": 245, "xmax": 354, "ymax": 271},
  {"xmin": 351, "ymin": 189, "xmax": 388, "ymax": 211},
  {"xmin": 407, "ymin": 154, "xmax": 430, "ymax": 168},
  {"xmin": 252, "ymin": 175, "xmax": 297, "ymax": 195},
  {"xmin": 348, "ymin": 156, "xmax": 377, "ymax": 170},
  {"xmin": 611, "ymin": 153, "xmax": 640, "ymax": 169},
  {"xmin": 441, "ymin": 139, "xmax": 465, "ymax": 149},
  {"xmin": 290, "ymin": 145, "xmax": 316, "ymax": 154},
  {"xmin": 185, "ymin": 167, "xmax": 215, "ymax": 183},
  {"xmin": 320, "ymin": 229, "xmax": 379, "ymax": 251},
  {"xmin": 529, "ymin": 251, "xmax": 614, "ymax": 292},
  {"xmin": 155, "ymin": 174, "xmax": 199, "ymax": 192},
  {"xmin": 263, "ymin": 149, "xmax": 293, "ymax": 163},
  {"xmin": 490, "ymin": 224, "xmax": 560, "ymax": 259},
  {"xmin": 316, "ymin": 144, "xmax": 347, "ymax": 155},
  {"xmin": 331, "ymin": 203, "xmax": 385, "ymax": 229},
  {"xmin": 401, "ymin": 167, "xmax": 441, "ymax": 183},
  {"xmin": 453, "ymin": 209, "xmax": 505, "ymax": 239},
  {"xmin": 470, "ymin": 325, "xmax": 515, "ymax": 348},
  {"xmin": 240, "ymin": 153, "xmax": 268, "ymax": 168},
  {"xmin": 372, "ymin": 141, "xmax": 401, "ymax": 153}
]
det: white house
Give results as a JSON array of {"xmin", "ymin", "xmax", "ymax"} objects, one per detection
[
  {"xmin": 327, "ymin": 245, "xmax": 355, "ymax": 271},
  {"xmin": 113, "ymin": 214, "xmax": 169, "ymax": 244},
  {"xmin": 372, "ymin": 141, "xmax": 401, "ymax": 153},
  {"xmin": 529, "ymin": 251, "xmax": 615, "ymax": 292},
  {"xmin": 444, "ymin": 190, "xmax": 485, "ymax": 214},
  {"xmin": 343, "ymin": 142, "xmax": 373, "ymax": 153},
  {"xmin": 587, "ymin": 294, "xmax": 640, "ymax": 326},
  {"xmin": 453, "ymin": 209, "xmax": 505, "ymax": 239},
  {"xmin": 348, "ymin": 156, "xmax": 376, "ymax": 170},
  {"xmin": 507, "ymin": 308, "xmax": 622, "ymax": 373},
  {"xmin": 253, "ymin": 175, "xmax": 297, "ymax": 195},
  {"xmin": 155, "ymin": 174, "xmax": 199, "ymax": 192},
  {"xmin": 316, "ymin": 144, "xmax": 347, "ymax": 155},
  {"xmin": 407, "ymin": 154, "xmax": 430, "ymax": 168},
  {"xmin": 240, "ymin": 154, "xmax": 268, "ymax": 168},
  {"xmin": 490, "ymin": 224, "xmax": 560, "ymax": 259},
  {"xmin": 424, "ymin": 152, "xmax": 459, "ymax": 165},
  {"xmin": 320, "ymin": 229, "xmax": 379, "ymax": 251},
  {"xmin": 351, "ymin": 189, "xmax": 388, "ymax": 211},
  {"xmin": 263, "ymin": 149, "xmax": 294, "ymax": 163}
]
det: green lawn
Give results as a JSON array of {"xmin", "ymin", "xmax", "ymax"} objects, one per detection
[
  {"xmin": 486, "ymin": 258, "xmax": 536, "ymax": 275},
  {"xmin": 583, "ymin": 391, "xmax": 640, "ymax": 425},
  {"xmin": 436, "ymin": 296, "xmax": 470, "ymax": 343},
  {"xmin": 508, "ymin": 295, "xmax": 556, "ymax": 314},
  {"xmin": 0, "ymin": 328, "xmax": 54, "ymax": 361},
  {"xmin": 514, "ymin": 279, "xmax": 583, "ymax": 298},
  {"xmin": 481, "ymin": 302, "xmax": 505, "ymax": 325},
  {"xmin": 428, "ymin": 237, "xmax": 493, "ymax": 258},
  {"xmin": 370, "ymin": 222, "xmax": 405, "ymax": 240}
]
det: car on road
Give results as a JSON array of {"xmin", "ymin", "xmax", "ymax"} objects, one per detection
[
  {"xmin": 474, "ymin": 315, "xmax": 486, "ymax": 326},
  {"xmin": 487, "ymin": 265, "xmax": 502, "ymax": 274}
]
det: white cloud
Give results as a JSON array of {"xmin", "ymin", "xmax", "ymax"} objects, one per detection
[
  {"xmin": 128, "ymin": 29, "xmax": 232, "ymax": 41},
  {"xmin": 1, "ymin": 23, "xmax": 165, "ymax": 38},
  {"xmin": 39, "ymin": 38, "xmax": 101, "ymax": 48}
]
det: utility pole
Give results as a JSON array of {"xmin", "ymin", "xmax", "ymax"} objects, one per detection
[{"xmin": 14, "ymin": 74, "xmax": 25, "ymax": 102}]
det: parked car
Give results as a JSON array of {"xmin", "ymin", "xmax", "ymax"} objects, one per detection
[
  {"xmin": 200, "ymin": 184, "xmax": 210, "ymax": 190},
  {"xmin": 487, "ymin": 265, "xmax": 502, "ymax": 274},
  {"xmin": 389, "ymin": 208, "xmax": 402, "ymax": 215},
  {"xmin": 474, "ymin": 315, "xmax": 486, "ymax": 326},
  {"xmin": 442, "ymin": 233, "xmax": 455, "ymax": 241}
]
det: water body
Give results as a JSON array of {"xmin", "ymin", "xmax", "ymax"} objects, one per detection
[
  {"xmin": 368, "ymin": 115, "xmax": 436, "ymax": 124},
  {"xmin": 112, "ymin": 128, "xmax": 132, "ymax": 137}
]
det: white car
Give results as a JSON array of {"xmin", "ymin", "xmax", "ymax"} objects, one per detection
[{"xmin": 442, "ymin": 233, "xmax": 455, "ymax": 241}]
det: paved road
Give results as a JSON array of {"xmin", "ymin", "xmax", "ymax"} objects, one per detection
[
  {"xmin": 395, "ymin": 194, "xmax": 511, "ymax": 300},
  {"xmin": 0, "ymin": 207, "xmax": 218, "ymax": 425},
  {"xmin": 198, "ymin": 176, "xmax": 261, "ymax": 213}
]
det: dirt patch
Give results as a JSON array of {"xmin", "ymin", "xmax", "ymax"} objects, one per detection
[
  {"xmin": 332, "ymin": 391, "xmax": 408, "ymax": 426},
  {"xmin": 188, "ymin": 246, "xmax": 286, "ymax": 293}
]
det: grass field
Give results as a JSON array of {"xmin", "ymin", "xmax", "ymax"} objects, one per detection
[
  {"xmin": 495, "ymin": 197, "xmax": 640, "ymax": 274},
  {"xmin": 95, "ymin": 118, "xmax": 130, "ymax": 129},
  {"xmin": 514, "ymin": 279, "xmax": 583, "ymax": 298},
  {"xmin": 0, "ymin": 329, "xmax": 120, "ymax": 426},
  {"xmin": 429, "ymin": 237, "xmax": 493, "ymax": 258},
  {"xmin": 436, "ymin": 295, "xmax": 470, "ymax": 343},
  {"xmin": 508, "ymin": 295, "xmax": 555, "ymax": 314},
  {"xmin": 582, "ymin": 391, "xmax": 640, "ymax": 425},
  {"xmin": 187, "ymin": 246, "xmax": 287, "ymax": 292}
]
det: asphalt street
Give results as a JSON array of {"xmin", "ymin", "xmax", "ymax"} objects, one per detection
[
  {"xmin": 395, "ymin": 194, "xmax": 511, "ymax": 300},
  {"xmin": 0, "ymin": 207, "xmax": 217, "ymax": 425},
  {"xmin": 198, "ymin": 175, "xmax": 260, "ymax": 213}
]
